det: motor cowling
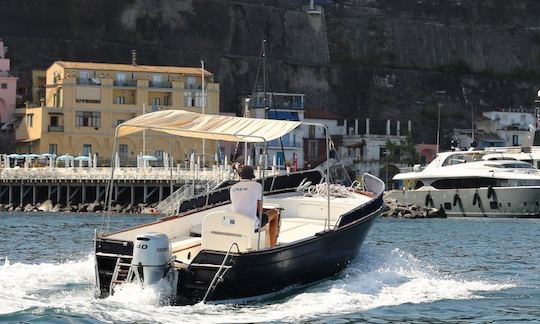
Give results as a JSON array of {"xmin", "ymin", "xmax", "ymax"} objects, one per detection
[{"xmin": 131, "ymin": 232, "xmax": 174, "ymax": 286}]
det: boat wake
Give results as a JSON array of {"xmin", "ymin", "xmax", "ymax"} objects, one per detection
[{"xmin": 0, "ymin": 247, "xmax": 515, "ymax": 323}]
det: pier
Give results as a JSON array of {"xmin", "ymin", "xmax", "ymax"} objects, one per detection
[{"xmin": 0, "ymin": 165, "xmax": 285, "ymax": 210}]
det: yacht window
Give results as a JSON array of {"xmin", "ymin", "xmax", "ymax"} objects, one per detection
[{"xmin": 431, "ymin": 177, "xmax": 497, "ymax": 189}]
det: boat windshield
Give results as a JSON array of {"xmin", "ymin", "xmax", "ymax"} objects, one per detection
[
  {"xmin": 441, "ymin": 153, "xmax": 485, "ymax": 166},
  {"xmin": 484, "ymin": 162, "xmax": 535, "ymax": 169}
]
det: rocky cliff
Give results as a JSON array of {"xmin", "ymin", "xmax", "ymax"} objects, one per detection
[{"xmin": 2, "ymin": 0, "xmax": 540, "ymax": 144}]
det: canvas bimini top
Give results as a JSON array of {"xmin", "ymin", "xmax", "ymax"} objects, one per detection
[{"xmin": 116, "ymin": 110, "xmax": 302, "ymax": 143}]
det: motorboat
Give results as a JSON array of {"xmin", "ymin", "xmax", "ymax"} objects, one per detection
[
  {"xmin": 386, "ymin": 150, "xmax": 540, "ymax": 217},
  {"xmin": 94, "ymin": 110, "xmax": 385, "ymax": 305}
]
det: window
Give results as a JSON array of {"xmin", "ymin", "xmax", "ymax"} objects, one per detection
[
  {"xmin": 308, "ymin": 140, "xmax": 318, "ymax": 159},
  {"xmin": 308, "ymin": 125, "xmax": 315, "ymax": 138},
  {"xmin": 164, "ymin": 95, "xmax": 171, "ymax": 106},
  {"xmin": 184, "ymin": 91, "xmax": 206, "ymax": 107},
  {"xmin": 119, "ymin": 144, "xmax": 128, "ymax": 164},
  {"xmin": 1, "ymin": 83, "xmax": 7, "ymax": 89},
  {"xmin": 82, "ymin": 144, "xmax": 92, "ymax": 156},
  {"xmin": 185, "ymin": 92, "xmax": 194, "ymax": 107},
  {"xmin": 186, "ymin": 76, "xmax": 196, "ymax": 89},
  {"xmin": 512, "ymin": 135, "xmax": 519, "ymax": 146},
  {"xmin": 50, "ymin": 116, "xmax": 59, "ymax": 127},
  {"xmin": 115, "ymin": 96, "xmax": 126, "ymax": 104},
  {"xmin": 53, "ymin": 88, "xmax": 63, "ymax": 107},
  {"xmin": 26, "ymin": 114, "xmax": 33, "ymax": 127},
  {"xmin": 79, "ymin": 71, "xmax": 90, "ymax": 84},
  {"xmin": 152, "ymin": 97, "xmax": 161, "ymax": 106},
  {"xmin": 152, "ymin": 74, "xmax": 161, "ymax": 87},
  {"xmin": 76, "ymin": 111, "xmax": 101, "ymax": 128},
  {"xmin": 49, "ymin": 144, "xmax": 57, "ymax": 155},
  {"xmin": 155, "ymin": 150, "xmax": 164, "ymax": 161},
  {"xmin": 116, "ymin": 73, "xmax": 126, "ymax": 85}
]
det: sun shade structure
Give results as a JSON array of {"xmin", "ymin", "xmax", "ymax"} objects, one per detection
[{"xmin": 116, "ymin": 110, "xmax": 302, "ymax": 143}]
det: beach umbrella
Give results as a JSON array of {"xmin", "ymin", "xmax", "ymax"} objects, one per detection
[
  {"xmin": 57, "ymin": 154, "xmax": 73, "ymax": 160},
  {"xmin": 8, "ymin": 153, "xmax": 23, "ymax": 159},
  {"xmin": 57, "ymin": 154, "xmax": 73, "ymax": 167},
  {"xmin": 74, "ymin": 155, "xmax": 90, "ymax": 162},
  {"xmin": 141, "ymin": 155, "xmax": 158, "ymax": 161},
  {"xmin": 141, "ymin": 155, "xmax": 157, "ymax": 168},
  {"xmin": 74, "ymin": 155, "xmax": 90, "ymax": 168},
  {"xmin": 39, "ymin": 153, "xmax": 56, "ymax": 159},
  {"xmin": 24, "ymin": 153, "xmax": 40, "ymax": 159}
]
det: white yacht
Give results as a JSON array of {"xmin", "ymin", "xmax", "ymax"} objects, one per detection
[{"xmin": 386, "ymin": 151, "xmax": 540, "ymax": 217}]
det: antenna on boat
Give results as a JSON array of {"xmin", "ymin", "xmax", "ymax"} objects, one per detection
[
  {"xmin": 201, "ymin": 59, "xmax": 206, "ymax": 166},
  {"xmin": 244, "ymin": 97, "xmax": 251, "ymax": 164}
]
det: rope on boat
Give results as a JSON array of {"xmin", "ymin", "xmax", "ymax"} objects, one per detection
[{"xmin": 303, "ymin": 182, "xmax": 354, "ymax": 198}]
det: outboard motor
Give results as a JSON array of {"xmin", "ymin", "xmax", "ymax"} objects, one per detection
[{"xmin": 131, "ymin": 232, "xmax": 174, "ymax": 286}]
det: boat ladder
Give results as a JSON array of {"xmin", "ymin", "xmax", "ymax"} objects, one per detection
[
  {"xmin": 201, "ymin": 243, "xmax": 239, "ymax": 303},
  {"xmin": 109, "ymin": 255, "xmax": 133, "ymax": 296}
]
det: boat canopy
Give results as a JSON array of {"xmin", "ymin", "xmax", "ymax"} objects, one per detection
[{"xmin": 117, "ymin": 110, "xmax": 302, "ymax": 143}]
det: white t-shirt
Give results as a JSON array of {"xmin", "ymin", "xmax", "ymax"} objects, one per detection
[{"xmin": 230, "ymin": 180, "xmax": 262, "ymax": 225}]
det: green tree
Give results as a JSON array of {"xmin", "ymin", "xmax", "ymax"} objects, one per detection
[{"xmin": 385, "ymin": 131, "xmax": 418, "ymax": 166}]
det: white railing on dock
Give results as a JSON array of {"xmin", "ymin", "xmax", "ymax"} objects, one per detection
[{"xmin": 0, "ymin": 165, "xmax": 286, "ymax": 182}]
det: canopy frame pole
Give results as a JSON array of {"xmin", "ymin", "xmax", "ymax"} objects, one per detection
[
  {"xmin": 257, "ymin": 139, "xmax": 267, "ymax": 250},
  {"xmin": 169, "ymin": 135, "xmax": 174, "ymax": 216},
  {"xmin": 300, "ymin": 122, "xmax": 331, "ymax": 230},
  {"xmin": 102, "ymin": 127, "xmax": 120, "ymax": 234}
]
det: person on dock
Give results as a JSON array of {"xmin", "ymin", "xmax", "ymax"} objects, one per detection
[{"xmin": 230, "ymin": 165, "xmax": 279, "ymax": 246}]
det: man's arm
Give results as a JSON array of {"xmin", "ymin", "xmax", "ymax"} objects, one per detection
[{"xmin": 257, "ymin": 200, "xmax": 262, "ymax": 216}]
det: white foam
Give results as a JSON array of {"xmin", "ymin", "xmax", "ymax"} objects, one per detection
[{"xmin": 0, "ymin": 247, "xmax": 516, "ymax": 323}]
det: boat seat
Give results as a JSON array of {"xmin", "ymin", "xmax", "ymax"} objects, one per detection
[{"xmin": 201, "ymin": 211, "xmax": 269, "ymax": 252}]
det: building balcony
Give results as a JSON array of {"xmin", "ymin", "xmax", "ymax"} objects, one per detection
[
  {"xmin": 76, "ymin": 78, "xmax": 101, "ymax": 85},
  {"xmin": 148, "ymin": 105, "xmax": 173, "ymax": 112},
  {"xmin": 48, "ymin": 125, "xmax": 64, "ymax": 132},
  {"xmin": 113, "ymin": 80, "xmax": 138, "ymax": 87},
  {"xmin": 149, "ymin": 81, "xmax": 172, "ymax": 88}
]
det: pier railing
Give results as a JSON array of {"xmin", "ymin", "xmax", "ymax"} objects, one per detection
[{"xmin": 0, "ymin": 165, "xmax": 285, "ymax": 182}]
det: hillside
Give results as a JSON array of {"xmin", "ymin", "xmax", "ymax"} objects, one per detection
[{"xmin": 1, "ymin": 0, "xmax": 540, "ymax": 145}]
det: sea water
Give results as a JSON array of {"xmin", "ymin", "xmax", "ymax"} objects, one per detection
[{"xmin": 0, "ymin": 213, "xmax": 538, "ymax": 323}]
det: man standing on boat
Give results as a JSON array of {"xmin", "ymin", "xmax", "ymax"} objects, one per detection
[{"xmin": 230, "ymin": 165, "xmax": 279, "ymax": 246}]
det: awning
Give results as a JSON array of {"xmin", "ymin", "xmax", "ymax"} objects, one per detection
[
  {"xmin": 17, "ymin": 137, "xmax": 40, "ymax": 143},
  {"xmin": 117, "ymin": 110, "xmax": 301, "ymax": 143}
]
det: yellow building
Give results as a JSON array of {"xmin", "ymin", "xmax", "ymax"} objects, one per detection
[{"xmin": 15, "ymin": 61, "xmax": 220, "ymax": 165}]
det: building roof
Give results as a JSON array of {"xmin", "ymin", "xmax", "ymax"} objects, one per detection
[
  {"xmin": 303, "ymin": 109, "xmax": 339, "ymax": 119},
  {"xmin": 53, "ymin": 61, "xmax": 212, "ymax": 76}
]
